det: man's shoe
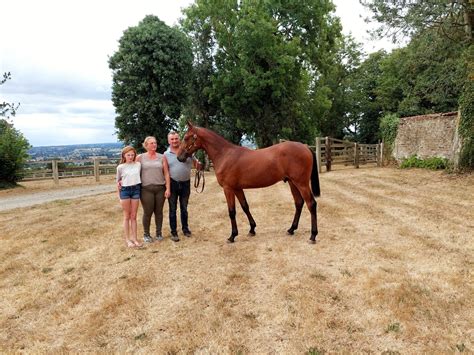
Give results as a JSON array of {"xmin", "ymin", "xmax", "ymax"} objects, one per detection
[
  {"xmin": 143, "ymin": 233, "xmax": 154, "ymax": 243},
  {"xmin": 170, "ymin": 232, "xmax": 180, "ymax": 242},
  {"xmin": 183, "ymin": 229, "xmax": 192, "ymax": 237},
  {"xmin": 156, "ymin": 234, "xmax": 164, "ymax": 241}
]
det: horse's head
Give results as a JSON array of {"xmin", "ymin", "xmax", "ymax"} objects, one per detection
[{"xmin": 177, "ymin": 122, "xmax": 202, "ymax": 162}]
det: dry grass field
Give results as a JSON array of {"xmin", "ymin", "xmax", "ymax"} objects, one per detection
[{"xmin": 0, "ymin": 167, "xmax": 473, "ymax": 353}]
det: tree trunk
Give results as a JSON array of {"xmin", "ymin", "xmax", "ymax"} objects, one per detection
[{"xmin": 463, "ymin": 0, "xmax": 473, "ymax": 41}]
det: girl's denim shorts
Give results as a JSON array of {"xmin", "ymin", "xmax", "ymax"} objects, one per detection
[{"xmin": 120, "ymin": 183, "xmax": 141, "ymax": 200}]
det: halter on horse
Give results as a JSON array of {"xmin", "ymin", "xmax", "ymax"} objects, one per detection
[{"xmin": 177, "ymin": 123, "xmax": 320, "ymax": 244}]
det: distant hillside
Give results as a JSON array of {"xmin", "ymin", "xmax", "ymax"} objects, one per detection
[{"xmin": 28, "ymin": 143, "xmax": 124, "ymax": 160}]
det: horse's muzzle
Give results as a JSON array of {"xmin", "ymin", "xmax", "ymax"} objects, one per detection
[{"xmin": 177, "ymin": 152, "xmax": 189, "ymax": 162}]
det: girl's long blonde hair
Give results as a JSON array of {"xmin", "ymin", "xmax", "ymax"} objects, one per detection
[{"xmin": 119, "ymin": 146, "xmax": 137, "ymax": 164}]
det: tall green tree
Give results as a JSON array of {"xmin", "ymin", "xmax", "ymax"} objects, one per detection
[
  {"xmin": 315, "ymin": 35, "xmax": 364, "ymax": 140},
  {"xmin": 348, "ymin": 50, "xmax": 387, "ymax": 143},
  {"xmin": 380, "ymin": 30, "xmax": 468, "ymax": 117},
  {"xmin": 109, "ymin": 15, "xmax": 193, "ymax": 151},
  {"xmin": 0, "ymin": 120, "xmax": 31, "ymax": 187},
  {"xmin": 0, "ymin": 73, "xmax": 30, "ymax": 188},
  {"xmin": 183, "ymin": 0, "xmax": 342, "ymax": 147},
  {"xmin": 360, "ymin": 0, "xmax": 473, "ymax": 43}
]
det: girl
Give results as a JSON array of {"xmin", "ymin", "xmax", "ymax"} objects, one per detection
[{"xmin": 116, "ymin": 146, "xmax": 143, "ymax": 248}]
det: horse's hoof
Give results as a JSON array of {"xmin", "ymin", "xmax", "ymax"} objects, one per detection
[
  {"xmin": 287, "ymin": 229, "xmax": 295, "ymax": 235},
  {"xmin": 227, "ymin": 238, "xmax": 235, "ymax": 243},
  {"xmin": 248, "ymin": 231, "xmax": 256, "ymax": 237},
  {"xmin": 308, "ymin": 239, "xmax": 316, "ymax": 244}
]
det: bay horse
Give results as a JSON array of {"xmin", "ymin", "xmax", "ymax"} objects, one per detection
[{"xmin": 177, "ymin": 123, "xmax": 320, "ymax": 244}]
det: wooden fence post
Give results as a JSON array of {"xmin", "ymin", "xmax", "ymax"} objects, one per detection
[
  {"xmin": 315, "ymin": 137, "xmax": 322, "ymax": 173},
  {"xmin": 52, "ymin": 160, "xmax": 59, "ymax": 185},
  {"xmin": 354, "ymin": 143, "xmax": 360, "ymax": 168},
  {"xmin": 380, "ymin": 142, "xmax": 384, "ymax": 167},
  {"xmin": 325, "ymin": 137, "xmax": 331, "ymax": 172},
  {"xmin": 94, "ymin": 158, "xmax": 100, "ymax": 182}
]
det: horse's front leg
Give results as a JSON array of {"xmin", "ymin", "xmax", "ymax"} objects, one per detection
[
  {"xmin": 223, "ymin": 187, "xmax": 238, "ymax": 243},
  {"xmin": 235, "ymin": 189, "xmax": 256, "ymax": 236}
]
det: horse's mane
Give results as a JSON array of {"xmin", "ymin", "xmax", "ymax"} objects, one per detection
[{"xmin": 196, "ymin": 126, "xmax": 240, "ymax": 149}]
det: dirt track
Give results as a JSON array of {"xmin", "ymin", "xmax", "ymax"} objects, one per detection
[
  {"xmin": 0, "ymin": 184, "xmax": 115, "ymax": 211},
  {"xmin": 0, "ymin": 167, "xmax": 473, "ymax": 353}
]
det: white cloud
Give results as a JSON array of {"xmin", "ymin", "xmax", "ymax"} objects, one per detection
[{"xmin": 1, "ymin": 0, "xmax": 193, "ymax": 146}]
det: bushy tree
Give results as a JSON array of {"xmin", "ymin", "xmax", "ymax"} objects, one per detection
[
  {"xmin": 317, "ymin": 35, "xmax": 364, "ymax": 140},
  {"xmin": 380, "ymin": 30, "xmax": 467, "ymax": 117},
  {"xmin": 0, "ymin": 73, "xmax": 30, "ymax": 188},
  {"xmin": 360, "ymin": 0, "xmax": 473, "ymax": 43},
  {"xmin": 183, "ymin": 0, "xmax": 342, "ymax": 147},
  {"xmin": 458, "ymin": 52, "xmax": 474, "ymax": 169},
  {"xmin": 109, "ymin": 15, "xmax": 193, "ymax": 151},
  {"xmin": 0, "ymin": 120, "xmax": 31, "ymax": 187}
]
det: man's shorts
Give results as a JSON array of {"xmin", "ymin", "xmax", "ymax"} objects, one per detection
[{"xmin": 119, "ymin": 183, "xmax": 141, "ymax": 200}]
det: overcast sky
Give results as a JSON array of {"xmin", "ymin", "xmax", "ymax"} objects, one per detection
[{"xmin": 0, "ymin": 0, "xmax": 395, "ymax": 147}]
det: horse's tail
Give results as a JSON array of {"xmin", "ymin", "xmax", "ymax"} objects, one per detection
[{"xmin": 310, "ymin": 148, "xmax": 321, "ymax": 197}]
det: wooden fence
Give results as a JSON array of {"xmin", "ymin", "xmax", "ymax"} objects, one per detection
[
  {"xmin": 312, "ymin": 137, "xmax": 383, "ymax": 172},
  {"xmin": 281, "ymin": 137, "xmax": 383, "ymax": 172},
  {"xmin": 21, "ymin": 158, "xmax": 118, "ymax": 184},
  {"xmin": 22, "ymin": 137, "xmax": 383, "ymax": 183}
]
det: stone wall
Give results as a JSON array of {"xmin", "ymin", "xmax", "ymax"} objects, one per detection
[{"xmin": 393, "ymin": 112, "xmax": 461, "ymax": 162}]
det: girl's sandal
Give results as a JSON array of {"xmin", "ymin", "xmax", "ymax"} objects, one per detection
[
  {"xmin": 126, "ymin": 240, "xmax": 136, "ymax": 248},
  {"xmin": 133, "ymin": 240, "xmax": 144, "ymax": 248}
]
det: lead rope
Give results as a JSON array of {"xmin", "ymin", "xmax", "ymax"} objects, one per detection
[{"xmin": 194, "ymin": 168, "xmax": 205, "ymax": 193}]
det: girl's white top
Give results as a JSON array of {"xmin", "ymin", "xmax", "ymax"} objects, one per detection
[{"xmin": 116, "ymin": 162, "xmax": 141, "ymax": 186}]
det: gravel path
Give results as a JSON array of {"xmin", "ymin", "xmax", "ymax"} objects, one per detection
[{"xmin": 0, "ymin": 184, "xmax": 116, "ymax": 211}]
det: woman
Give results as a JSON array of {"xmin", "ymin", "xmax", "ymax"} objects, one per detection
[
  {"xmin": 137, "ymin": 136, "xmax": 171, "ymax": 243},
  {"xmin": 116, "ymin": 146, "xmax": 143, "ymax": 248}
]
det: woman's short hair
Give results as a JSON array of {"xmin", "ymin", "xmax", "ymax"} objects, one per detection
[{"xmin": 142, "ymin": 136, "xmax": 157, "ymax": 149}]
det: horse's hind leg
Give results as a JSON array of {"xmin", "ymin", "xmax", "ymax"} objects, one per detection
[
  {"xmin": 295, "ymin": 183, "xmax": 318, "ymax": 244},
  {"xmin": 287, "ymin": 181, "xmax": 304, "ymax": 235},
  {"xmin": 235, "ymin": 189, "xmax": 256, "ymax": 236},
  {"xmin": 223, "ymin": 187, "xmax": 238, "ymax": 243}
]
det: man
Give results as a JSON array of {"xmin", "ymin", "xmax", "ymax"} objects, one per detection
[{"xmin": 164, "ymin": 131, "xmax": 202, "ymax": 242}]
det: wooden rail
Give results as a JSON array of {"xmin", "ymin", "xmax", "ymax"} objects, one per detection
[
  {"xmin": 313, "ymin": 137, "xmax": 383, "ymax": 172},
  {"xmin": 21, "ymin": 158, "xmax": 119, "ymax": 184},
  {"xmin": 283, "ymin": 137, "xmax": 383, "ymax": 172},
  {"xmin": 23, "ymin": 137, "xmax": 384, "ymax": 183}
]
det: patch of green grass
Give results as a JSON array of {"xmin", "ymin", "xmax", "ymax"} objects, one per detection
[
  {"xmin": 310, "ymin": 272, "xmax": 327, "ymax": 281},
  {"xmin": 400, "ymin": 155, "xmax": 449, "ymax": 170},
  {"xmin": 64, "ymin": 267, "xmax": 75, "ymax": 274},
  {"xmin": 0, "ymin": 181, "xmax": 19, "ymax": 189},
  {"xmin": 340, "ymin": 269, "xmax": 352, "ymax": 277},
  {"xmin": 54, "ymin": 199, "xmax": 74, "ymax": 206},
  {"xmin": 42, "ymin": 267, "xmax": 53, "ymax": 274},
  {"xmin": 308, "ymin": 347, "xmax": 326, "ymax": 355},
  {"xmin": 134, "ymin": 333, "xmax": 147, "ymax": 340},
  {"xmin": 385, "ymin": 322, "xmax": 401, "ymax": 333},
  {"xmin": 455, "ymin": 343, "xmax": 467, "ymax": 352}
]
